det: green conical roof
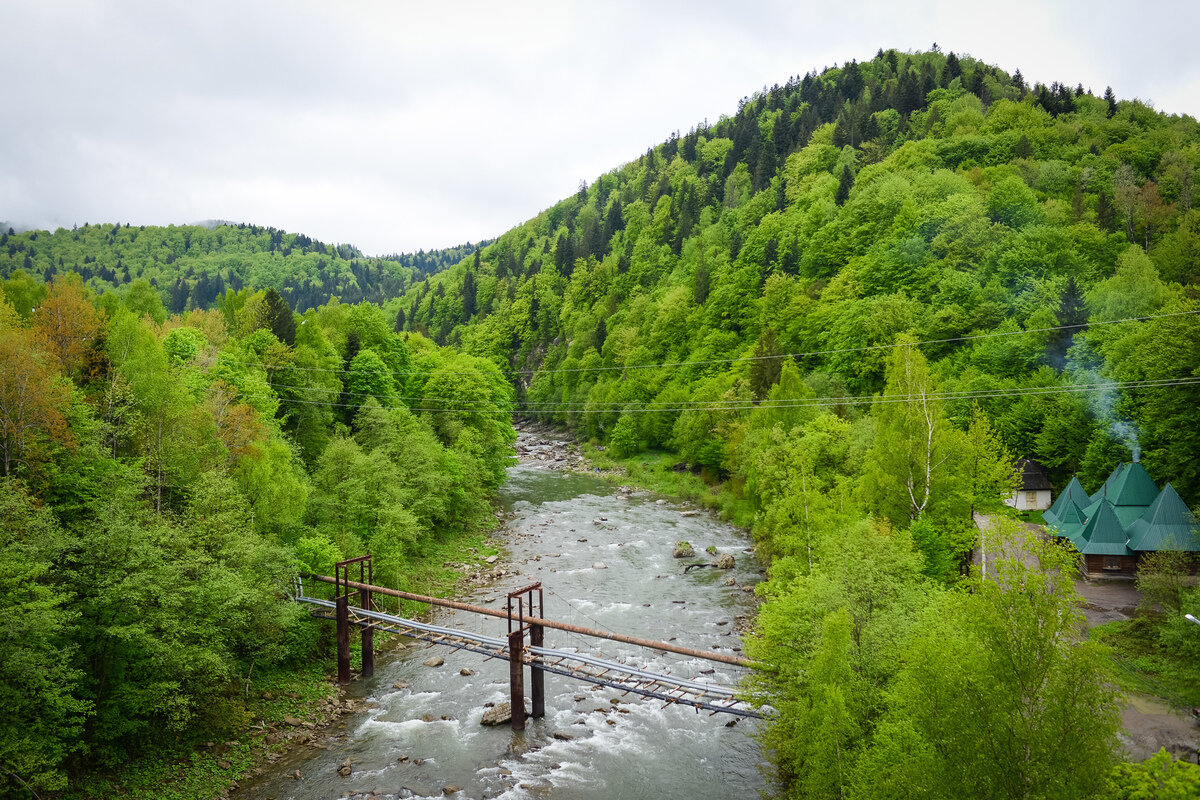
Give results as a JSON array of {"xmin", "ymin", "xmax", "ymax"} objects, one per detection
[
  {"xmin": 1077, "ymin": 500, "xmax": 1133, "ymax": 555},
  {"xmin": 1106, "ymin": 461, "xmax": 1160, "ymax": 507},
  {"xmin": 1049, "ymin": 476, "xmax": 1090, "ymax": 519},
  {"xmin": 1080, "ymin": 495, "xmax": 1146, "ymax": 530},
  {"xmin": 1089, "ymin": 462, "xmax": 1126, "ymax": 504},
  {"xmin": 1045, "ymin": 498, "xmax": 1087, "ymax": 541},
  {"xmin": 1128, "ymin": 484, "xmax": 1200, "ymax": 552}
]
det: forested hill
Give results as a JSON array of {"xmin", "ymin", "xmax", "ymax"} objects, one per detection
[
  {"xmin": 0, "ymin": 220, "xmax": 490, "ymax": 313},
  {"xmin": 398, "ymin": 46, "xmax": 1200, "ymax": 508}
]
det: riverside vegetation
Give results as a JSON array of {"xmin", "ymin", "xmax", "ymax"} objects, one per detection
[{"xmin": 4, "ymin": 46, "xmax": 1200, "ymax": 799}]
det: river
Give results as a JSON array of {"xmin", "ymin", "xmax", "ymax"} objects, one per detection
[{"xmin": 234, "ymin": 442, "xmax": 770, "ymax": 799}]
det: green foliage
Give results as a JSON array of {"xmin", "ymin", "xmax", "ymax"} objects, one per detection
[
  {"xmin": 0, "ymin": 480, "xmax": 87, "ymax": 795},
  {"xmin": 859, "ymin": 338, "xmax": 969, "ymax": 526},
  {"xmin": 1102, "ymin": 750, "xmax": 1200, "ymax": 800},
  {"xmin": 608, "ymin": 414, "xmax": 640, "ymax": 457},
  {"xmin": 0, "ymin": 260, "xmax": 515, "ymax": 791},
  {"xmin": 858, "ymin": 530, "xmax": 1121, "ymax": 800}
]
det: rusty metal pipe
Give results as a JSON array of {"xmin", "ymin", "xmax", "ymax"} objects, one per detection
[{"xmin": 305, "ymin": 573, "xmax": 752, "ymax": 668}]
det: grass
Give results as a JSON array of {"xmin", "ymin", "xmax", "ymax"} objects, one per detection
[
  {"xmin": 1090, "ymin": 617, "xmax": 1200, "ymax": 709},
  {"xmin": 62, "ymin": 521, "xmax": 501, "ymax": 800},
  {"xmin": 1019, "ymin": 509, "xmax": 1047, "ymax": 525},
  {"xmin": 582, "ymin": 445, "xmax": 757, "ymax": 529}
]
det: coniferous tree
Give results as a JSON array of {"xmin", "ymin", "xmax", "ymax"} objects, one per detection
[
  {"xmin": 835, "ymin": 165, "xmax": 853, "ymax": 206},
  {"xmin": 1012, "ymin": 68, "xmax": 1026, "ymax": 96},
  {"xmin": 942, "ymin": 52, "xmax": 962, "ymax": 84},
  {"xmin": 263, "ymin": 288, "xmax": 295, "ymax": 346},
  {"xmin": 1104, "ymin": 86, "xmax": 1118, "ymax": 118},
  {"xmin": 461, "ymin": 270, "xmax": 476, "ymax": 321}
]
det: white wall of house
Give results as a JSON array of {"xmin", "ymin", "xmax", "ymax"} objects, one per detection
[{"xmin": 1004, "ymin": 489, "xmax": 1052, "ymax": 511}]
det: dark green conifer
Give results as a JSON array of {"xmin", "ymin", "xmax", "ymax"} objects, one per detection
[
  {"xmin": 835, "ymin": 165, "xmax": 853, "ymax": 206},
  {"xmin": 264, "ymin": 288, "xmax": 295, "ymax": 345}
]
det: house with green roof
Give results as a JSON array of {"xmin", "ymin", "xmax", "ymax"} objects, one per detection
[{"xmin": 1045, "ymin": 462, "xmax": 1200, "ymax": 577}]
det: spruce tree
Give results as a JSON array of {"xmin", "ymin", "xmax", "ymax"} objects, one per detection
[
  {"xmin": 1104, "ymin": 86, "xmax": 1118, "ymax": 118},
  {"xmin": 263, "ymin": 288, "xmax": 295, "ymax": 345},
  {"xmin": 835, "ymin": 165, "xmax": 853, "ymax": 206},
  {"xmin": 461, "ymin": 270, "xmax": 476, "ymax": 321}
]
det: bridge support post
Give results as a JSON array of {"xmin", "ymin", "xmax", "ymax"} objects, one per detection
[
  {"xmin": 508, "ymin": 628, "xmax": 525, "ymax": 731},
  {"xmin": 360, "ymin": 585, "xmax": 374, "ymax": 679},
  {"xmin": 335, "ymin": 594, "xmax": 351, "ymax": 685},
  {"xmin": 529, "ymin": 622, "xmax": 545, "ymax": 719}
]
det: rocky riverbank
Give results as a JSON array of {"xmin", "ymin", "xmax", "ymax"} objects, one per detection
[{"xmin": 513, "ymin": 422, "xmax": 589, "ymax": 470}]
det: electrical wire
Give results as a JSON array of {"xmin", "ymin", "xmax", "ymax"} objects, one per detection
[
  {"xmin": 180, "ymin": 363, "xmax": 1196, "ymax": 410},
  {"xmin": 186, "ymin": 309, "xmax": 1200, "ymax": 380},
  {"xmin": 223, "ymin": 376, "xmax": 1200, "ymax": 415}
]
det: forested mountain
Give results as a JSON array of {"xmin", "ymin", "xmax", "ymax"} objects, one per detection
[
  {"xmin": 398, "ymin": 47, "xmax": 1200, "ymax": 510},
  {"xmin": 0, "ymin": 221, "xmax": 489, "ymax": 313},
  {"xmin": 3, "ymin": 45, "xmax": 1200, "ymax": 799},
  {"xmin": 387, "ymin": 47, "xmax": 1200, "ymax": 797}
]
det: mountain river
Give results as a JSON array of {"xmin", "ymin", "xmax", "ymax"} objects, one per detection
[{"xmin": 234, "ymin": 438, "xmax": 770, "ymax": 799}]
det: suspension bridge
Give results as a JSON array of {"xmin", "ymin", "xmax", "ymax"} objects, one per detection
[{"xmin": 294, "ymin": 556, "xmax": 765, "ymax": 731}]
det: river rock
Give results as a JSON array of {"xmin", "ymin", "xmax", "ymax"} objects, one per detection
[
  {"xmin": 283, "ymin": 715, "xmax": 305, "ymax": 727},
  {"xmin": 480, "ymin": 702, "xmax": 512, "ymax": 725},
  {"xmin": 592, "ymin": 562, "xmax": 607, "ymax": 570},
  {"xmin": 553, "ymin": 731, "xmax": 575, "ymax": 740},
  {"xmin": 713, "ymin": 553, "xmax": 736, "ymax": 569},
  {"xmin": 443, "ymin": 786, "xmax": 461, "ymax": 795},
  {"xmin": 424, "ymin": 656, "xmax": 445, "ymax": 667},
  {"xmin": 485, "ymin": 555, "xmax": 498, "ymax": 564},
  {"xmin": 392, "ymin": 681, "xmax": 409, "ymax": 689},
  {"xmin": 673, "ymin": 542, "xmax": 695, "ymax": 558},
  {"xmin": 460, "ymin": 668, "xmax": 475, "ymax": 676},
  {"xmin": 337, "ymin": 758, "xmax": 352, "ymax": 777}
]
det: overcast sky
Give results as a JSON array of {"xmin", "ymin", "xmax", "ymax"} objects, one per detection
[{"xmin": 2, "ymin": 0, "xmax": 1198, "ymax": 256}]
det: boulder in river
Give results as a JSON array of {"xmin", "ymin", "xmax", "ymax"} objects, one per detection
[
  {"xmin": 424, "ymin": 656, "xmax": 445, "ymax": 668},
  {"xmin": 713, "ymin": 553, "xmax": 736, "ymax": 569},
  {"xmin": 337, "ymin": 757, "xmax": 352, "ymax": 777},
  {"xmin": 673, "ymin": 541, "xmax": 695, "ymax": 559},
  {"xmin": 593, "ymin": 562, "xmax": 608, "ymax": 570},
  {"xmin": 481, "ymin": 702, "xmax": 512, "ymax": 726}
]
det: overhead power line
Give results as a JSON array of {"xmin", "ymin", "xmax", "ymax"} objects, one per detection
[
  {"xmin": 198, "ymin": 370, "xmax": 1198, "ymax": 411},
  {"xmin": 196, "ymin": 309, "xmax": 1199, "ymax": 381},
  {"xmin": 228, "ymin": 376, "xmax": 1200, "ymax": 416}
]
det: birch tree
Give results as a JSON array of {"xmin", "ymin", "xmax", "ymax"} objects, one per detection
[{"xmin": 860, "ymin": 335, "xmax": 965, "ymax": 526}]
